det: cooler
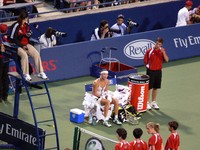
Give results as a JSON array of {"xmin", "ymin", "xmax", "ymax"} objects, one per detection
[
  {"xmin": 128, "ymin": 74, "xmax": 149, "ymax": 112},
  {"xmin": 70, "ymin": 108, "xmax": 85, "ymax": 123}
]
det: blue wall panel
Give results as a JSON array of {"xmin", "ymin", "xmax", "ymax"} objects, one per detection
[{"xmin": 36, "ymin": 24, "xmax": 200, "ymax": 82}]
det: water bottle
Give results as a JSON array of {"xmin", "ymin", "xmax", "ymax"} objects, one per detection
[
  {"xmin": 88, "ymin": 113, "xmax": 92, "ymax": 124},
  {"xmin": 92, "ymin": 116, "xmax": 97, "ymax": 126}
]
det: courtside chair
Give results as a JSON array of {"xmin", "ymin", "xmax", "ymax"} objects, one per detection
[{"xmin": 99, "ymin": 47, "xmax": 120, "ymax": 71}]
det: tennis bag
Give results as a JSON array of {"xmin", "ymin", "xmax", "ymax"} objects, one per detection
[{"xmin": 112, "ymin": 104, "xmax": 140, "ymax": 123}]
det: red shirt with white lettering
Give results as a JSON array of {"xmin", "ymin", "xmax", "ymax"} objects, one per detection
[
  {"xmin": 130, "ymin": 139, "xmax": 148, "ymax": 150},
  {"xmin": 144, "ymin": 48, "xmax": 166, "ymax": 70},
  {"xmin": 165, "ymin": 132, "xmax": 180, "ymax": 150},
  {"xmin": 148, "ymin": 133, "xmax": 163, "ymax": 150},
  {"xmin": 115, "ymin": 141, "xmax": 131, "ymax": 150}
]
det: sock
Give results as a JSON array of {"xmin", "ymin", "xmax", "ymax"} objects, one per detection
[
  {"xmin": 114, "ymin": 115, "xmax": 118, "ymax": 120},
  {"xmin": 103, "ymin": 116, "xmax": 106, "ymax": 122}
]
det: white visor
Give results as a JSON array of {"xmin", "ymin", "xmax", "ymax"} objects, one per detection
[{"xmin": 100, "ymin": 70, "xmax": 108, "ymax": 74}]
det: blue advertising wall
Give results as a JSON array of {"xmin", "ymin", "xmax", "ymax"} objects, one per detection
[
  {"xmin": 32, "ymin": 0, "xmax": 199, "ymax": 44},
  {"xmin": 35, "ymin": 24, "xmax": 200, "ymax": 81}
]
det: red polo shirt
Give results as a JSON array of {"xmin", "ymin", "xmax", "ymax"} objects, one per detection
[
  {"xmin": 148, "ymin": 133, "xmax": 163, "ymax": 150},
  {"xmin": 115, "ymin": 141, "xmax": 131, "ymax": 150},
  {"xmin": 165, "ymin": 132, "xmax": 180, "ymax": 150},
  {"xmin": 130, "ymin": 139, "xmax": 148, "ymax": 150},
  {"xmin": 144, "ymin": 48, "xmax": 166, "ymax": 71}
]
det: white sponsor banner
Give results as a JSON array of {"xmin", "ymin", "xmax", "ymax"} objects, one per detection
[
  {"xmin": 123, "ymin": 39, "xmax": 156, "ymax": 60},
  {"xmin": 173, "ymin": 35, "xmax": 200, "ymax": 48}
]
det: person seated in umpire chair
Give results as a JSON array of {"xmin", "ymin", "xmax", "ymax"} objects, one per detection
[{"xmin": 9, "ymin": 11, "xmax": 48, "ymax": 81}]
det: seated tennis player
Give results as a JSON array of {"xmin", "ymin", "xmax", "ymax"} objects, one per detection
[{"xmin": 92, "ymin": 69, "xmax": 122, "ymax": 127}]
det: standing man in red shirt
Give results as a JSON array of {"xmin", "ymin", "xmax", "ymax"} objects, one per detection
[
  {"xmin": 165, "ymin": 121, "xmax": 180, "ymax": 150},
  {"xmin": 144, "ymin": 37, "xmax": 169, "ymax": 110}
]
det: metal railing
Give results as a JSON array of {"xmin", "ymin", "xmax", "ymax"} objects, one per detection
[{"xmin": 0, "ymin": 0, "xmax": 141, "ymax": 22}]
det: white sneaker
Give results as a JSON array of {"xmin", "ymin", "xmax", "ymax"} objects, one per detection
[
  {"xmin": 103, "ymin": 120, "xmax": 112, "ymax": 127},
  {"xmin": 151, "ymin": 101, "xmax": 159, "ymax": 110},
  {"xmin": 24, "ymin": 74, "xmax": 32, "ymax": 81},
  {"xmin": 113, "ymin": 118, "xmax": 122, "ymax": 125},
  {"xmin": 38, "ymin": 72, "xmax": 48, "ymax": 80},
  {"xmin": 147, "ymin": 102, "xmax": 152, "ymax": 110}
]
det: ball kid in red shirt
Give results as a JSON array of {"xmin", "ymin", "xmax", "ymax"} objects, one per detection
[
  {"xmin": 165, "ymin": 121, "xmax": 180, "ymax": 150},
  {"xmin": 146, "ymin": 122, "xmax": 164, "ymax": 150}
]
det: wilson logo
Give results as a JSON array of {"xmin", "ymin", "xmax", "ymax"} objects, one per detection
[
  {"xmin": 137, "ymin": 85, "xmax": 145, "ymax": 110},
  {"xmin": 124, "ymin": 39, "xmax": 155, "ymax": 59}
]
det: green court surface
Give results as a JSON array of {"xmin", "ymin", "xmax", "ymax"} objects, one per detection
[{"xmin": 1, "ymin": 56, "xmax": 200, "ymax": 149}]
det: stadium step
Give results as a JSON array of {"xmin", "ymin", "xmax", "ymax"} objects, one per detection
[{"xmin": 36, "ymin": 0, "xmax": 64, "ymax": 18}]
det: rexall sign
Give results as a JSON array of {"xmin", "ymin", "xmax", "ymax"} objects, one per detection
[{"xmin": 124, "ymin": 39, "xmax": 155, "ymax": 59}]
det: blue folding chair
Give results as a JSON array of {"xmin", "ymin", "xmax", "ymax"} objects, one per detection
[{"xmin": 84, "ymin": 83, "xmax": 93, "ymax": 93}]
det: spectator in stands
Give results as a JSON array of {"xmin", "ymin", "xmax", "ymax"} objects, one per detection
[
  {"xmin": 146, "ymin": 122, "xmax": 164, "ymax": 150},
  {"xmin": 92, "ymin": 69, "xmax": 122, "ymax": 127},
  {"xmin": 65, "ymin": 0, "xmax": 86, "ymax": 12},
  {"xmin": 39, "ymin": 27, "xmax": 57, "ymax": 49},
  {"xmin": 165, "ymin": 121, "xmax": 180, "ymax": 150},
  {"xmin": 110, "ymin": 14, "xmax": 131, "ymax": 38},
  {"xmin": 190, "ymin": 5, "xmax": 200, "ymax": 24},
  {"xmin": 0, "ymin": 23, "xmax": 9, "ymax": 103},
  {"xmin": 0, "ymin": 0, "xmax": 15, "ymax": 19},
  {"xmin": 85, "ymin": 0, "xmax": 99, "ymax": 10},
  {"xmin": 115, "ymin": 128, "xmax": 131, "ymax": 150},
  {"xmin": 16, "ymin": 0, "xmax": 39, "ymax": 17},
  {"xmin": 65, "ymin": 0, "xmax": 98, "ymax": 12},
  {"xmin": 144, "ymin": 37, "xmax": 169, "ymax": 110},
  {"xmin": 91, "ymin": 20, "xmax": 111, "ymax": 41},
  {"xmin": 9, "ymin": 11, "xmax": 48, "ymax": 81},
  {"xmin": 3, "ymin": 0, "xmax": 15, "ymax": 5},
  {"xmin": 176, "ymin": 0, "xmax": 193, "ymax": 27},
  {"xmin": 130, "ymin": 128, "xmax": 148, "ymax": 150}
]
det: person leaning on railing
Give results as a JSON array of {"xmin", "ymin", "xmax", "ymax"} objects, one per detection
[
  {"xmin": 110, "ymin": 14, "xmax": 131, "ymax": 38},
  {"xmin": 90, "ymin": 20, "xmax": 111, "ymax": 41},
  {"xmin": 39, "ymin": 27, "xmax": 57, "ymax": 49},
  {"xmin": 190, "ymin": 5, "xmax": 200, "ymax": 24},
  {"xmin": 175, "ymin": 0, "xmax": 193, "ymax": 27}
]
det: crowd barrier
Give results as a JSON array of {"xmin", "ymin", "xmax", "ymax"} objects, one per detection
[
  {"xmin": 31, "ymin": 0, "xmax": 199, "ymax": 44},
  {"xmin": 14, "ymin": 23, "xmax": 200, "ymax": 82}
]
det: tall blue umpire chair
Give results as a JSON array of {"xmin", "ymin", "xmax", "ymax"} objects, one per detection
[{"xmin": 0, "ymin": 42, "xmax": 60, "ymax": 150}]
